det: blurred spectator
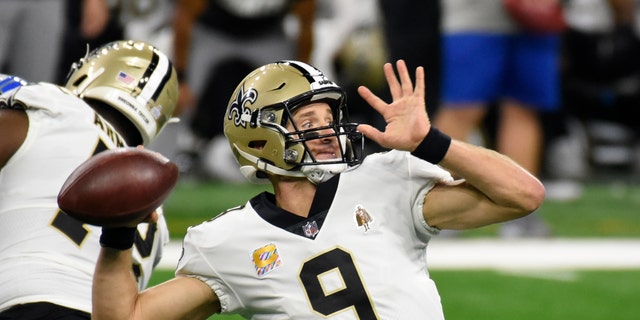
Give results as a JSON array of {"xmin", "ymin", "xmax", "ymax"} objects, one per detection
[
  {"xmin": 172, "ymin": 0, "xmax": 316, "ymax": 182},
  {"xmin": 310, "ymin": 0, "xmax": 441, "ymax": 156},
  {"xmin": 56, "ymin": 0, "xmax": 123, "ymax": 84},
  {"xmin": 378, "ymin": 0, "xmax": 441, "ymax": 116},
  {"xmin": 0, "ymin": 0, "xmax": 66, "ymax": 83},
  {"xmin": 434, "ymin": 0, "xmax": 563, "ymax": 237},
  {"xmin": 310, "ymin": 0, "xmax": 388, "ymax": 155},
  {"xmin": 311, "ymin": 0, "xmax": 383, "ymax": 82},
  {"xmin": 118, "ymin": 0, "xmax": 176, "ymax": 56},
  {"xmin": 559, "ymin": 0, "xmax": 640, "ymax": 182}
]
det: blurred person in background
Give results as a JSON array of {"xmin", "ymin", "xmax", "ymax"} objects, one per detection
[
  {"xmin": 433, "ymin": 0, "xmax": 564, "ymax": 237},
  {"xmin": 0, "ymin": 41, "xmax": 177, "ymax": 319},
  {"xmin": 558, "ymin": 0, "xmax": 640, "ymax": 183},
  {"xmin": 0, "ymin": 0, "xmax": 66, "ymax": 83},
  {"xmin": 312, "ymin": 0, "xmax": 442, "ymax": 156},
  {"xmin": 172, "ymin": 0, "xmax": 316, "ymax": 182},
  {"xmin": 56, "ymin": 0, "xmax": 123, "ymax": 84},
  {"xmin": 310, "ymin": 0, "xmax": 389, "ymax": 155},
  {"xmin": 118, "ymin": 0, "xmax": 175, "ymax": 55},
  {"xmin": 379, "ymin": 0, "xmax": 442, "ymax": 117},
  {"xmin": 57, "ymin": 0, "xmax": 174, "ymax": 84}
]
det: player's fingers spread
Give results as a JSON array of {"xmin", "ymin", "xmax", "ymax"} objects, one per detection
[
  {"xmin": 357, "ymin": 124, "xmax": 383, "ymax": 144},
  {"xmin": 383, "ymin": 62, "xmax": 401, "ymax": 100},
  {"xmin": 415, "ymin": 67, "xmax": 425, "ymax": 95},
  {"xmin": 358, "ymin": 86, "xmax": 387, "ymax": 113},
  {"xmin": 396, "ymin": 60, "xmax": 413, "ymax": 95}
]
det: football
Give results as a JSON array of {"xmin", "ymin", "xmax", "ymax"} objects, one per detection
[{"xmin": 57, "ymin": 147, "xmax": 179, "ymax": 227}]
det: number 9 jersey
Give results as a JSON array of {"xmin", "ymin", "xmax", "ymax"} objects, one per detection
[{"xmin": 177, "ymin": 150, "xmax": 453, "ymax": 319}]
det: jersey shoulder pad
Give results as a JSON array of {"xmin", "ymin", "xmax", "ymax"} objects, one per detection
[{"xmin": 0, "ymin": 90, "xmax": 27, "ymax": 110}]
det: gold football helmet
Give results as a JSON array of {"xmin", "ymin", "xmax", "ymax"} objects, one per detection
[
  {"xmin": 223, "ymin": 60, "xmax": 363, "ymax": 184},
  {"xmin": 64, "ymin": 40, "xmax": 179, "ymax": 145}
]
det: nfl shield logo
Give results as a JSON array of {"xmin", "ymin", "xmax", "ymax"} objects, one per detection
[{"xmin": 302, "ymin": 221, "xmax": 319, "ymax": 238}]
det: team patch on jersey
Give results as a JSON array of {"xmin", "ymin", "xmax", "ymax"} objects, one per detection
[
  {"xmin": 354, "ymin": 205, "xmax": 373, "ymax": 232},
  {"xmin": 252, "ymin": 243, "xmax": 282, "ymax": 277}
]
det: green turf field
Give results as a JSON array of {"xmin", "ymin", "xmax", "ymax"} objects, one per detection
[
  {"xmin": 148, "ymin": 269, "xmax": 640, "ymax": 320},
  {"xmin": 156, "ymin": 181, "xmax": 640, "ymax": 319}
]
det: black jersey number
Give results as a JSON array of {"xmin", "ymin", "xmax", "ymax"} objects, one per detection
[
  {"xmin": 299, "ymin": 247, "xmax": 379, "ymax": 319},
  {"xmin": 51, "ymin": 210, "xmax": 156, "ymax": 259},
  {"xmin": 50, "ymin": 210, "xmax": 157, "ymax": 283}
]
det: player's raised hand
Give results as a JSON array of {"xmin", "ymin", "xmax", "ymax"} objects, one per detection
[{"xmin": 356, "ymin": 60, "xmax": 431, "ymax": 152}]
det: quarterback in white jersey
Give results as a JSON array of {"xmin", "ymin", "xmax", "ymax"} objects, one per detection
[
  {"xmin": 0, "ymin": 41, "xmax": 178, "ymax": 318},
  {"xmin": 179, "ymin": 150, "xmax": 452, "ymax": 319},
  {"xmin": 92, "ymin": 60, "xmax": 545, "ymax": 320}
]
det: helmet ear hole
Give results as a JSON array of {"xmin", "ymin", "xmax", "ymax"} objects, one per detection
[
  {"xmin": 70, "ymin": 75, "xmax": 87, "ymax": 88},
  {"xmin": 248, "ymin": 140, "xmax": 267, "ymax": 150}
]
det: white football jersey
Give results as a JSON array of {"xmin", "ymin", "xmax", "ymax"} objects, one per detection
[
  {"xmin": 0, "ymin": 83, "xmax": 169, "ymax": 314},
  {"xmin": 177, "ymin": 150, "xmax": 453, "ymax": 319}
]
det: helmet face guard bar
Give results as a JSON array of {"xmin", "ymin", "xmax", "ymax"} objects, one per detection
[{"xmin": 283, "ymin": 123, "xmax": 364, "ymax": 167}]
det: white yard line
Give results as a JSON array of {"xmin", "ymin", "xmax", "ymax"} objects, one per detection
[
  {"xmin": 157, "ymin": 238, "xmax": 640, "ymax": 271},
  {"xmin": 426, "ymin": 238, "xmax": 640, "ymax": 270}
]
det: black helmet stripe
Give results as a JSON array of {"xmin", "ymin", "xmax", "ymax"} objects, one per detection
[
  {"xmin": 137, "ymin": 50, "xmax": 173, "ymax": 103},
  {"xmin": 281, "ymin": 60, "xmax": 319, "ymax": 84}
]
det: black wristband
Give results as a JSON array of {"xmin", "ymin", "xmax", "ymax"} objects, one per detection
[
  {"xmin": 410, "ymin": 127, "xmax": 451, "ymax": 164},
  {"xmin": 100, "ymin": 227, "xmax": 137, "ymax": 250}
]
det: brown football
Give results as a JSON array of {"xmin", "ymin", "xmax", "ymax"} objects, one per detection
[{"xmin": 57, "ymin": 147, "xmax": 179, "ymax": 227}]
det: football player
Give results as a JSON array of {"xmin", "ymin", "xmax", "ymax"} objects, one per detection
[
  {"xmin": 92, "ymin": 60, "xmax": 545, "ymax": 319},
  {"xmin": 0, "ymin": 41, "xmax": 178, "ymax": 319}
]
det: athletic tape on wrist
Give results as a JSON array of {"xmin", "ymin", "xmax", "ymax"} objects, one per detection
[
  {"xmin": 410, "ymin": 127, "xmax": 451, "ymax": 164},
  {"xmin": 100, "ymin": 227, "xmax": 137, "ymax": 250}
]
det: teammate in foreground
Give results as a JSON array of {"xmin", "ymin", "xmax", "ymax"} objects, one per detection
[
  {"xmin": 0, "ymin": 40, "xmax": 178, "ymax": 318},
  {"xmin": 92, "ymin": 60, "xmax": 544, "ymax": 319}
]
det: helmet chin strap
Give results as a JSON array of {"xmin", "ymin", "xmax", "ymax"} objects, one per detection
[
  {"xmin": 301, "ymin": 163, "xmax": 347, "ymax": 184},
  {"xmin": 300, "ymin": 152, "xmax": 348, "ymax": 184},
  {"xmin": 234, "ymin": 145, "xmax": 305, "ymax": 183}
]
